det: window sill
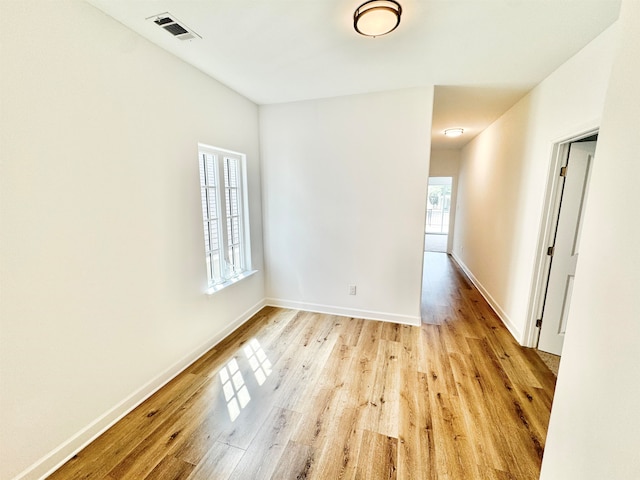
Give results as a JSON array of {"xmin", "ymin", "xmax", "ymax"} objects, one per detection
[{"xmin": 206, "ymin": 270, "xmax": 258, "ymax": 295}]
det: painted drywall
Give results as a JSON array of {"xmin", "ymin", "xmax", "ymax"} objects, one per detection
[
  {"xmin": 429, "ymin": 149, "xmax": 461, "ymax": 178},
  {"xmin": 452, "ymin": 23, "xmax": 617, "ymax": 342},
  {"xmin": 260, "ymin": 88, "xmax": 433, "ymax": 324},
  {"xmin": 0, "ymin": 2, "xmax": 265, "ymax": 479},
  {"xmin": 428, "ymin": 149, "xmax": 460, "ymax": 252},
  {"xmin": 540, "ymin": 0, "xmax": 640, "ymax": 477}
]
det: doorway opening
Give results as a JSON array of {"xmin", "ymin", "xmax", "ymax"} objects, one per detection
[
  {"xmin": 425, "ymin": 176, "xmax": 452, "ymax": 253},
  {"xmin": 525, "ymin": 129, "xmax": 598, "ymax": 360}
]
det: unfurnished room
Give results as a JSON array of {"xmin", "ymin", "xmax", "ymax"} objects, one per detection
[{"xmin": 2, "ymin": 1, "xmax": 640, "ymax": 479}]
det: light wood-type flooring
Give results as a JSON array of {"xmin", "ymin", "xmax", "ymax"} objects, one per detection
[{"xmin": 48, "ymin": 253, "xmax": 556, "ymax": 479}]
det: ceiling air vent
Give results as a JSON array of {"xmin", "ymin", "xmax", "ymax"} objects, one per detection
[{"xmin": 147, "ymin": 13, "xmax": 201, "ymax": 41}]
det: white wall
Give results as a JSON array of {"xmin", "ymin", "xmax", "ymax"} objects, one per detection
[
  {"xmin": 429, "ymin": 149, "xmax": 460, "ymax": 178},
  {"xmin": 452, "ymin": 24, "xmax": 617, "ymax": 341},
  {"xmin": 260, "ymin": 88, "xmax": 433, "ymax": 324},
  {"xmin": 541, "ymin": 0, "xmax": 640, "ymax": 477},
  {"xmin": 0, "ymin": 2, "xmax": 264, "ymax": 479},
  {"xmin": 428, "ymin": 149, "xmax": 460, "ymax": 252}
]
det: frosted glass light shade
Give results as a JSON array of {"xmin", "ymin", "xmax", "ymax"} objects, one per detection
[
  {"xmin": 354, "ymin": 0, "xmax": 402, "ymax": 37},
  {"xmin": 444, "ymin": 128, "xmax": 464, "ymax": 137}
]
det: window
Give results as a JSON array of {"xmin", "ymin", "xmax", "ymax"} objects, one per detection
[{"xmin": 198, "ymin": 144, "xmax": 252, "ymax": 291}]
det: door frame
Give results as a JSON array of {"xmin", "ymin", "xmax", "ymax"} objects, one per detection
[
  {"xmin": 425, "ymin": 176, "xmax": 455, "ymax": 252},
  {"xmin": 522, "ymin": 126, "xmax": 599, "ymax": 348}
]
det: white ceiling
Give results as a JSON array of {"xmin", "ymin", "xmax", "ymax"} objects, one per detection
[{"xmin": 87, "ymin": 0, "xmax": 621, "ymax": 149}]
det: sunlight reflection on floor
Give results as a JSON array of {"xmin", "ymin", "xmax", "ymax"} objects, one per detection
[
  {"xmin": 244, "ymin": 338, "xmax": 272, "ymax": 386},
  {"xmin": 218, "ymin": 339, "xmax": 272, "ymax": 421},
  {"xmin": 219, "ymin": 358, "xmax": 251, "ymax": 421}
]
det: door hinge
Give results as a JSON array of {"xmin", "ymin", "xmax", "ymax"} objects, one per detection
[
  {"xmin": 560, "ymin": 166, "xmax": 567, "ymax": 177},
  {"xmin": 547, "ymin": 246, "xmax": 555, "ymax": 256},
  {"xmin": 536, "ymin": 319, "xmax": 543, "ymax": 328}
]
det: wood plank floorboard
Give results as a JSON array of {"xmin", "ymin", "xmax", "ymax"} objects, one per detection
[{"xmin": 48, "ymin": 253, "xmax": 556, "ymax": 479}]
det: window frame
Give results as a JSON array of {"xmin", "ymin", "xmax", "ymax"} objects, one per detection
[{"xmin": 198, "ymin": 143, "xmax": 254, "ymax": 293}]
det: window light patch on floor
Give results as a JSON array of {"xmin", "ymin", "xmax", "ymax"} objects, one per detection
[
  {"xmin": 219, "ymin": 357, "xmax": 251, "ymax": 421},
  {"xmin": 244, "ymin": 338, "xmax": 272, "ymax": 386}
]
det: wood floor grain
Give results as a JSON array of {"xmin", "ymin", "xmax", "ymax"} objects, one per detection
[{"xmin": 48, "ymin": 253, "xmax": 556, "ymax": 479}]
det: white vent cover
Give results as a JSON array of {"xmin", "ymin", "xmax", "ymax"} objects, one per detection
[{"xmin": 147, "ymin": 12, "xmax": 201, "ymax": 41}]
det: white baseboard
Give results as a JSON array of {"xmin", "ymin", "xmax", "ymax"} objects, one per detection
[
  {"xmin": 449, "ymin": 253, "xmax": 523, "ymax": 344},
  {"xmin": 265, "ymin": 298, "xmax": 421, "ymax": 326},
  {"xmin": 15, "ymin": 299, "xmax": 266, "ymax": 480}
]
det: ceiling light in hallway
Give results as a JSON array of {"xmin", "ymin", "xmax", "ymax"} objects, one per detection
[{"xmin": 444, "ymin": 128, "xmax": 464, "ymax": 137}]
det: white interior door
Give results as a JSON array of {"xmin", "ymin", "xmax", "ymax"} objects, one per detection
[{"xmin": 538, "ymin": 141, "xmax": 596, "ymax": 355}]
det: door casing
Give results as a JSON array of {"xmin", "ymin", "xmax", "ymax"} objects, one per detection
[{"xmin": 523, "ymin": 127, "xmax": 599, "ymax": 349}]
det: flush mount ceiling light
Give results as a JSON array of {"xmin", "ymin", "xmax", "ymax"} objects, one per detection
[
  {"xmin": 444, "ymin": 128, "xmax": 464, "ymax": 137},
  {"xmin": 354, "ymin": 0, "xmax": 402, "ymax": 37}
]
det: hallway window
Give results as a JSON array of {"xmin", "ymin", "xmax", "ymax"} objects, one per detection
[
  {"xmin": 426, "ymin": 177, "xmax": 452, "ymax": 234},
  {"xmin": 425, "ymin": 176, "xmax": 452, "ymax": 253},
  {"xmin": 198, "ymin": 143, "xmax": 252, "ymax": 291}
]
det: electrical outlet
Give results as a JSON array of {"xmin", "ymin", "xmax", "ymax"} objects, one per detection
[{"xmin": 348, "ymin": 284, "xmax": 357, "ymax": 295}]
